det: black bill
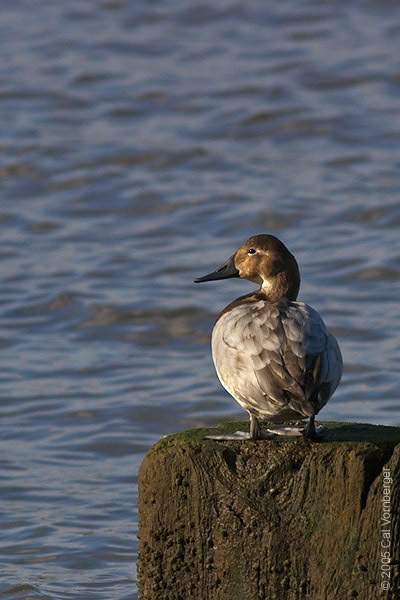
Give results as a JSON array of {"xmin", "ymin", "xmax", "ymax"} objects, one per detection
[{"xmin": 194, "ymin": 254, "xmax": 239, "ymax": 283}]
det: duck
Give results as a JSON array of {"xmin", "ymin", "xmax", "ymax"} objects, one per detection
[{"xmin": 194, "ymin": 234, "xmax": 342, "ymax": 440}]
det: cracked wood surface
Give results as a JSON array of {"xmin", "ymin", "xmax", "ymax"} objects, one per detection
[{"xmin": 138, "ymin": 422, "xmax": 400, "ymax": 600}]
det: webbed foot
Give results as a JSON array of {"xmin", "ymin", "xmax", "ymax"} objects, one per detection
[
  {"xmin": 204, "ymin": 430, "xmax": 275, "ymax": 441},
  {"xmin": 301, "ymin": 416, "xmax": 325, "ymax": 441},
  {"xmin": 264, "ymin": 424, "xmax": 325, "ymax": 438}
]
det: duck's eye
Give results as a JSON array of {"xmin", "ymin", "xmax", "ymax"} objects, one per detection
[{"xmin": 248, "ymin": 248, "xmax": 256, "ymax": 255}]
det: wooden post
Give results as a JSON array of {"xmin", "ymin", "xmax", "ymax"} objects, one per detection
[{"xmin": 138, "ymin": 422, "xmax": 400, "ymax": 600}]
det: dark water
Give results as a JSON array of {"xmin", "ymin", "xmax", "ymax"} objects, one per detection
[{"xmin": 1, "ymin": 1, "xmax": 400, "ymax": 598}]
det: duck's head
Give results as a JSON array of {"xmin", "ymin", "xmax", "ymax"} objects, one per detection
[{"xmin": 194, "ymin": 234, "xmax": 300, "ymax": 301}]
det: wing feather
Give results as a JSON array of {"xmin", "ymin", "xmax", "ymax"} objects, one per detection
[{"xmin": 212, "ymin": 299, "xmax": 342, "ymax": 419}]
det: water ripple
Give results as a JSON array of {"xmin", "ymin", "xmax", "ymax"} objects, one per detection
[{"xmin": 1, "ymin": 0, "xmax": 400, "ymax": 598}]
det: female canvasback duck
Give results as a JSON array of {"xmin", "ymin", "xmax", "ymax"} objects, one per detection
[{"xmin": 194, "ymin": 234, "xmax": 342, "ymax": 440}]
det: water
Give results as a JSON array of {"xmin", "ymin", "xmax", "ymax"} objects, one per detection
[{"xmin": 1, "ymin": 0, "xmax": 400, "ymax": 598}]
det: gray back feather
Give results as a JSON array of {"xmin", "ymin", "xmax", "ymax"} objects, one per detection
[{"xmin": 212, "ymin": 299, "xmax": 342, "ymax": 418}]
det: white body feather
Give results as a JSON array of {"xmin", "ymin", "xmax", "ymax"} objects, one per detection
[{"xmin": 212, "ymin": 299, "xmax": 342, "ymax": 421}]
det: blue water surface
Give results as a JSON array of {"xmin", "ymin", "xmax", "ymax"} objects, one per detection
[{"xmin": 1, "ymin": 1, "xmax": 400, "ymax": 598}]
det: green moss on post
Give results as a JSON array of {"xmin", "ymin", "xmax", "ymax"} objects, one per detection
[{"xmin": 138, "ymin": 422, "xmax": 400, "ymax": 600}]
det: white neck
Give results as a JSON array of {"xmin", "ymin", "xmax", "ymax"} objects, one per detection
[{"xmin": 261, "ymin": 279, "xmax": 271, "ymax": 291}]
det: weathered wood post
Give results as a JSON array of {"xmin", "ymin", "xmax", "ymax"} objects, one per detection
[{"xmin": 138, "ymin": 422, "xmax": 400, "ymax": 600}]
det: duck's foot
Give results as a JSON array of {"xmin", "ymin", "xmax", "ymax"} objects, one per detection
[
  {"xmin": 265, "ymin": 426, "xmax": 304, "ymax": 437},
  {"xmin": 204, "ymin": 415, "xmax": 325, "ymax": 442},
  {"xmin": 301, "ymin": 415, "xmax": 325, "ymax": 441},
  {"xmin": 265, "ymin": 424, "xmax": 325, "ymax": 439},
  {"xmin": 204, "ymin": 430, "xmax": 276, "ymax": 441}
]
